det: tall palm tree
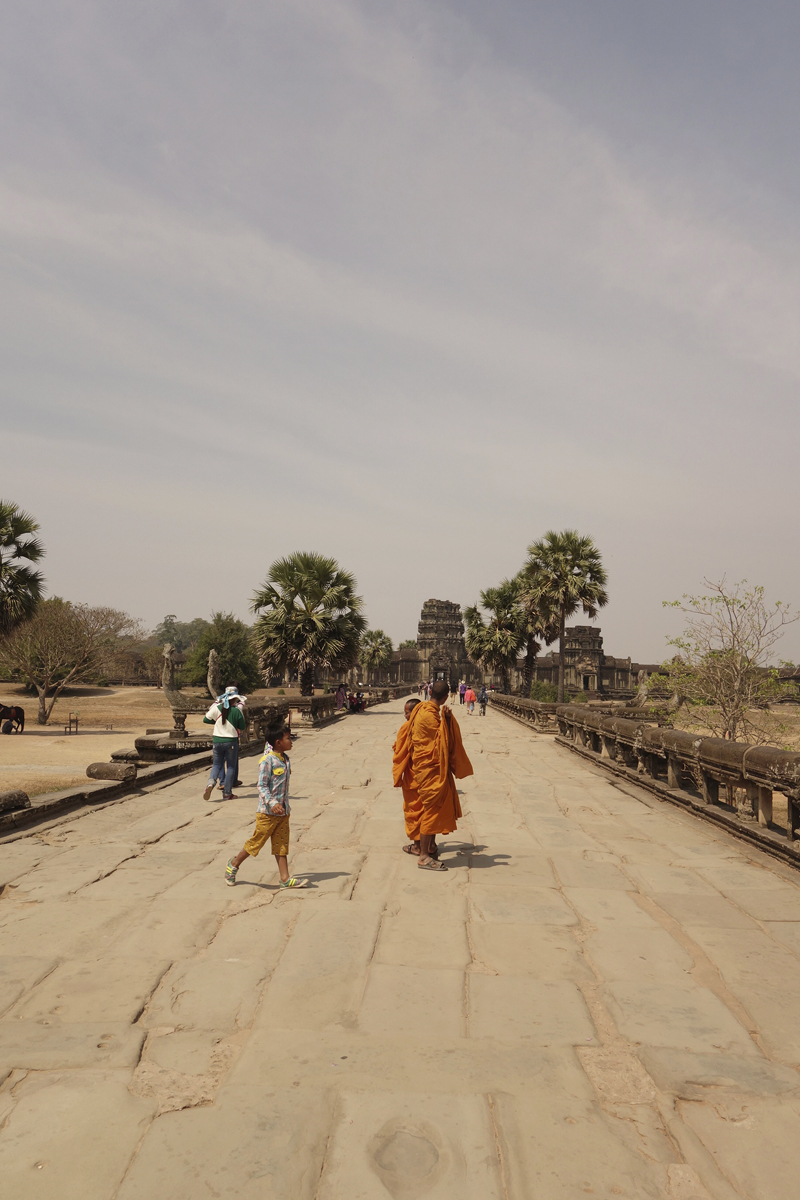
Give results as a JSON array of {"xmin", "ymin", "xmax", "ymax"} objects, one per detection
[
  {"xmin": 464, "ymin": 580, "xmax": 524, "ymax": 693},
  {"xmin": 360, "ymin": 629, "xmax": 394, "ymax": 686},
  {"xmin": 512, "ymin": 571, "xmax": 560, "ymax": 697},
  {"xmin": 0, "ymin": 501, "xmax": 45, "ymax": 635},
  {"xmin": 251, "ymin": 552, "xmax": 366, "ymax": 696},
  {"xmin": 523, "ymin": 530, "xmax": 608, "ymax": 703}
]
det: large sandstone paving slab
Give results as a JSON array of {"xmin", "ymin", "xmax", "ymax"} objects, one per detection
[
  {"xmin": 468, "ymin": 975, "xmax": 595, "ymax": 1044},
  {"xmin": 719, "ymin": 888, "xmax": 800, "ymax": 922},
  {"xmin": 349, "ymin": 849, "xmax": 401, "ymax": 906},
  {"xmin": 282, "ymin": 849, "xmax": 366, "ymax": 895},
  {"xmin": 316, "ymin": 1089, "xmax": 504, "ymax": 1199},
  {"xmin": 0, "ymin": 956, "xmax": 56, "ymax": 1017},
  {"xmin": 358, "ymin": 964, "xmax": 465, "ymax": 1040},
  {"xmin": 762, "ymin": 920, "xmax": 800, "ymax": 957},
  {"xmin": 467, "ymin": 851, "xmax": 556, "ymax": 887},
  {"xmin": 691, "ymin": 857, "xmax": 799, "ymax": 892},
  {"xmin": 549, "ymin": 853, "xmax": 630, "ymax": 889},
  {"xmin": 375, "ymin": 912, "xmax": 471, "ymax": 969},
  {"xmin": 105, "ymin": 898, "xmax": 220, "ymax": 959},
  {"xmin": 684, "ymin": 928, "xmax": 800, "ymax": 1063},
  {"xmin": 0, "ymin": 1022, "xmax": 145, "ymax": 1070},
  {"xmin": 142, "ymin": 957, "xmax": 274, "ymax": 1033},
  {"xmin": 116, "ymin": 1085, "xmax": 334, "ymax": 1200},
  {"xmin": 256, "ymin": 902, "xmax": 382, "ymax": 1030},
  {"xmin": 11, "ymin": 956, "xmax": 170, "ymax": 1023},
  {"xmin": 0, "ymin": 840, "xmax": 59, "ymax": 885},
  {"xmin": 603, "ymin": 981, "xmax": 758, "ymax": 1055},
  {"xmin": 470, "ymin": 884, "xmax": 577, "ymax": 925},
  {"xmin": 299, "ymin": 807, "xmax": 361, "ymax": 847},
  {"xmin": 679, "ymin": 1093, "xmax": 800, "ymax": 1200},
  {"xmin": 468, "ymin": 922, "xmax": 593, "ymax": 979},
  {"xmin": 622, "ymin": 862, "xmax": 719, "ymax": 895},
  {"xmin": 585, "ymin": 926, "xmax": 694, "ymax": 983},
  {"xmin": 7, "ymin": 845, "xmax": 140, "ymax": 901},
  {"xmin": 648, "ymin": 892, "xmax": 760, "ymax": 930},
  {"xmin": 0, "ymin": 1070, "xmax": 156, "ymax": 1200},
  {"xmin": 638, "ymin": 1047, "xmax": 800, "ymax": 1100},
  {"xmin": 563, "ymin": 887, "xmax": 659, "ymax": 927},
  {"xmin": 489, "ymin": 1054, "xmax": 669, "ymax": 1199},
  {"xmin": 0, "ymin": 896, "xmax": 142, "ymax": 958}
]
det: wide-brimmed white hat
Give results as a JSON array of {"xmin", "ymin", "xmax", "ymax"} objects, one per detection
[{"xmin": 217, "ymin": 686, "xmax": 247, "ymax": 706}]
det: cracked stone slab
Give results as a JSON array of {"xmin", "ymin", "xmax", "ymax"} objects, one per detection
[
  {"xmin": 0, "ymin": 956, "xmax": 57, "ymax": 1017},
  {"xmin": 358, "ymin": 964, "xmax": 466, "ymax": 1041},
  {"xmin": 0, "ymin": 1070, "xmax": 156, "ymax": 1200},
  {"xmin": 0, "ymin": 1021, "xmax": 146, "ymax": 1070},
  {"xmin": 603, "ymin": 981, "xmax": 758, "ymax": 1056},
  {"xmin": 10, "ymin": 957, "xmax": 170, "ymax": 1023},
  {"xmin": 638, "ymin": 1048, "xmax": 800, "ymax": 1100},
  {"xmin": 470, "ymin": 884, "xmax": 578, "ymax": 925},
  {"xmin": 115, "ymin": 1083, "xmax": 334, "ymax": 1198},
  {"xmin": 468, "ymin": 922, "xmax": 594, "ymax": 979},
  {"xmin": 469, "ymin": 975, "xmax": 595, "ymax": 1044}
]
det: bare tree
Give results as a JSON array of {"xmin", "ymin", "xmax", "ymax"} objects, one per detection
[
  {"xmin": 0, "ymin": 598, "xmax": 141, "ymax": 724},
  {"xmin": 662, "ymin": 579, "xmax": 798, "ymax": 743}
]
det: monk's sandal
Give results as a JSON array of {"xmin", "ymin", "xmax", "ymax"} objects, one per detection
[{"xmin": 225, "ymin": 859, "xmax": 238, "ymax": 886}]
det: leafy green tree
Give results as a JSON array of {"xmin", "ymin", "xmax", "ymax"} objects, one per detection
[
  {"xmin": 523, "ymin": 530, "xmax": 608, "ymax": 703},
  {"xmin": 183, "ymin": 611, "xmax": 262, "ymax": 693},
  {"xmin": 0, "ymin": 501, "xmax": 45, "ymax": 635},
  {"xmin": 661, "ymin": 579, "xmax": 798, "ymax": 743},
  {"xmin": 360, "ymin": 629, "xmax": 394, "ymax": 684},
  {"xmin": 0, "ymin": 598, "xmax": 140, "ymax": 724},
  {"xmin": 529, "ymin": 679, "xmax": 560, "ymax": 703},
  {"xmin": 398, "ymin": 639, "xmax": 417, "ymax": 649},
  {"xmin": 251, "ymin": 552, "xmax": 366, "ymax": 696},
  {"xmin": 464, "ymin": 580, "xmax": 524, "ymax": 693},
  {"xmin": 153, "ymin": 614, "xmax": 210, "ymax": 652}
]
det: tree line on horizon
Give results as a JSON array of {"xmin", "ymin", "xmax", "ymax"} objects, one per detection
[{"xmin": 2, "ymin": 498, "xmax": 798, "ymax": 742}]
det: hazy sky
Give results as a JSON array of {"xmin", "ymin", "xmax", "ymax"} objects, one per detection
[{"xmin": 3, "ymin": 0, "xmax": 800, "ymax": 660}]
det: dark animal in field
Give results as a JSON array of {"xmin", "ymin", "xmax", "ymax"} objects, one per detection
[{"xmin": 0, "ymin": 705, "xmax": 24, "ymax": 732}]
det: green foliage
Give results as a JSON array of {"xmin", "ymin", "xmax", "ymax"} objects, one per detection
[
  {"xmin": 464, "ymin": 580, "xmax": 525, "ymax": 692},
  {"xmin": 661, "ymin": 579, "xmax": 798, "ymax": 744},
  {"xmin": 153, "ymin": 614, "xmax": 210, "ymax": 652},
  {"xmin": 529, "ymin": 679, "xmax": 560, "ymax": 702},
  {"xmin": 522, "ymin": 530, "xmax": 608, "ymax": 702},
  {"xmin": 360, "ymin": 629, "xmax": 393, "ymax": 681},
  {"xmin": 0, "ymin": 500, "xmax": 45, "ymax": 635},
  {"xmin": 183, "ymin": 611, "xmax": 262, "ymax": 693},
  {"xmin": 399, "ymin": 639, "xmax": 417, "ymax": 649},
  {"xmin": 251, "ymin": 551, "xmax": 366, "ymax": 696}
]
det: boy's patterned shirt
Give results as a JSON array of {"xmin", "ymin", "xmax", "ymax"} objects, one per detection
[{"xmin": 257, "ymin": 748, "xmax": 291, "ymax": 815}]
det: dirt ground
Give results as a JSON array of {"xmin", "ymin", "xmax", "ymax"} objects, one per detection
[{"xmin": 0, "ymin": 684, "xmax": 311, "ymax": 797}]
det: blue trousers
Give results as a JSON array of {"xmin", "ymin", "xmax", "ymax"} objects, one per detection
[{"xmin": 209, "ymin": 740, "xmax": 237, "ymax": 795}]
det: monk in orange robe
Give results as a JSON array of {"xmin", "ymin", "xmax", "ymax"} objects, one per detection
[
  {"xmin": 407, "ymin": 679, "xmax": 473, "ymax": 871},
  {"xmin": 393, "ymin": 698, "xmax": 425, "ymax": 853}
]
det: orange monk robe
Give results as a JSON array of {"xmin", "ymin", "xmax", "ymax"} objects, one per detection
[
  {"xmin": 407, "ymin": 701, "xmax": 473, "ymax": 836},
  {"xmin": 392, "ymin": 720, "xmax": 423, "ymax": 840}
]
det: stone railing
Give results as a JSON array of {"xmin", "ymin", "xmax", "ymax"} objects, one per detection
[
  {"xmin": 288, "ymin": 694, "xmax": 338, "ymax": 726},
  {"xmin": 555, "ymin": 704, "xmax": 800, "ymax": 849},
  {"xmin": 487, "ymin": 693, "xmax": 561, "ymax": 731}
]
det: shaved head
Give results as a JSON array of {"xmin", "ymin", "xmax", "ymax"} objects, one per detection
[{"xmin": 431, "ymin": 680, "xmax": 450, "ymax": 703}]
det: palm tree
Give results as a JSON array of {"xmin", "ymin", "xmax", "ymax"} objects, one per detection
[
  {"xmin": 360, "ymin": 629, "xmax": 394, "ymax": 685},
  {"xmin": 523, "ymin": 530, "xmax": 608, "ymax": 702},
  {"xmin": 513, "ymin": 571, "xmax": 560, "ymax": 697},
  {"xmin": 251, "ymin": 552, "xmax": 366, "ymax": 696},
  {"xmin": 0, "ymin": 501, "xmax": 45, "ymax": 635},
  {"xmin": 464, "ymin": 580, "xmax": 524, "ymax": 693}
]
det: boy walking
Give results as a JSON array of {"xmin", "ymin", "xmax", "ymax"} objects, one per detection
[{"xmin": 224, "ymin": 726, "xmax": 308, "ymax": 889}]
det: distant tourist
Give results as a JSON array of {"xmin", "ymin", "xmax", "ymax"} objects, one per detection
[
  {"xmin": 464, "ymin": 685, "xmax": 476, "ymax": 714},
  {"xmin": 225, "ymin": 725, "xmax": 307, "ymax": 888},
  {"xmin": 335, "ymin": 683, "xmax": 347, "ymax": 710},
  {"xmin": 202, "ymin": 687, "xmax": 246, "ymax": 801},
  {"xmin": 449, "ymin": 680, "xmax": 458, "ymax": 704},
  {"xmin": 459, "ymin": 681, "xmax": 466, "ymax": 705},
  {"xmin": 478, "ymin": 685, "xmax": 488, "ymax": 716}
]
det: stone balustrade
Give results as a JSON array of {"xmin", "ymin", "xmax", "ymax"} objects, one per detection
[
  {"xmin": 486, "ymin": 693, "xmax": 561, "ymax": 731},
  {"xmin": 555, "ymin": 704, "xmax": 800, "ymax": 848}
]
